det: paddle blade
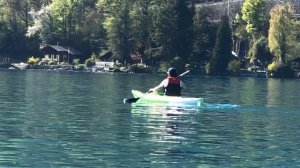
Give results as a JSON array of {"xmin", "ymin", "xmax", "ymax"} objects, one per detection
[{"xmin": 123, "ymin": 97, "xmax": 140, "ymax": 104}]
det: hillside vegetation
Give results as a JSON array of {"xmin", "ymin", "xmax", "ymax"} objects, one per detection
[{"xmin": 0, "ymin": 0, "xmax": 299, "ymax": 77}]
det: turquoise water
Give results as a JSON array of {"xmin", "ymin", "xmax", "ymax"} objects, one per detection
[{"xmin": 0, "ymin": 69, "xmax": 299, "ymax": 167}]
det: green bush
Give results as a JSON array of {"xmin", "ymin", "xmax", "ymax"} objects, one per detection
[
  {"xmin": 48, "ymin": 60, "xmax": 57, "ymax": 65},
  {"xmin": 228, "ymin": 60, "xmax": 241, "ymax": 72},
  {"xmin": 170, "ymin": 57, "xmax": 185, "ymax": 73},
  {"xmin": 128, "ymin": 64, "xmax": 149, "ymax": 73},
  {"xmin": 73, "ymin": 59, "xmax": 80, "ymax": 65},
  {"xmin": 267, "ymin": 61, "xmax": 280, "ymax": 71},
  {"xmin": 85, "ymin": 58, "xmax": 95, "ymax": 67},
  {"xmin": 272, "ymin": 65, "xmax": 295, "ymax": 78},
  {"xmin": 159, "ymin": 57, "xmax": 186, "ymax": 73}
]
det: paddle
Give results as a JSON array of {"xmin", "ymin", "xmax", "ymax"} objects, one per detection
[{"xmin": 123, "ymin": 70, "xmax": 190, "ymax": 104}]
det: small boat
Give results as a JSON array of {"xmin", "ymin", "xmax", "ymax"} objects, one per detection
[
  {"xmin": 128, "ymin": 90, "xmax": 204, "ymax": 108},
  {"xmin": 11, "ymin": 62, "xmax": 28, "ymax": 70}
]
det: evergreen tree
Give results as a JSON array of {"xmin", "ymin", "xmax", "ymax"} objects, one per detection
[
  {"xmin": 208, "ymin": 15, "xmax": 232, "ymax": 75},
  {"xmin": 147, "ymin": 0, "xmax": 177, "ymax": 61},
  {"xmin": 130, "ymin": 0, "xmax": 151, "ymax": 62},
  {"xmin": 174, "ymin": 0, "xmax": 193, "ymax": 62},
  {"xmin": 97, "ymin": 0, "xmax": 132, "ymax": 63},
  {"xmin": 192, "ymin": 8, "xmax": 213, "ymax": 63}
]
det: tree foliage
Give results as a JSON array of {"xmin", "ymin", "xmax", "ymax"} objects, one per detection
[
  {"xmin": 0, "ymin": 0, "xmax": 299, "ymax": 77},
  {"xmin": 268, "ymin": 3, "xmax": 294, "ymax": 64},
  {"xmin": 241, "ymin": 0, "xmax": 266, "ymax": 37},
  {"xmin": 129, "ymin": 0, "xmax": 151, "ymax": 59},
  {"xmin": 232, "ymin": 13, "xmax": 247, "ymax": 57},
  {"xmin": 173, "ymin": 0, "xmax": 194, "ymax": 62},
  {"xmin": 192, "ymin": 8, "xmax": 217, "ymax": 64},
  {"xmin": 0, "ymin": 0, "xmax": 43, "ymax": 60},
  {"xmin": 248, "ymin": 36, "xmax": 272, "ymax": 67},
  {"xmin": 97, "ymin": 0, "xmax": 132, "ymax": 63},
  {"xmin": 146, "ymin": 0, "xmax": 177, "ymax": 61},
  {"xmin": 207, "ymin": 15, "xmax": 232, "ymax": 75}
]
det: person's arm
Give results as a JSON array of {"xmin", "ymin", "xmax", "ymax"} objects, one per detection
[{"xmin": 149, "ymin": 79, "xmax": 167, "ymax": 92}]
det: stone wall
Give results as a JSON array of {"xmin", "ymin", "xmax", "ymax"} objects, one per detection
[{"xmin": 196, "ymin": 0, "xmax": 300, "ymax": 21}]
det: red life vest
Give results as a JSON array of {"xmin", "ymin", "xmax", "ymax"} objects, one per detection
[{"xmin": 164, "ymin": 77, "xmax": 181, "ymax": 96}]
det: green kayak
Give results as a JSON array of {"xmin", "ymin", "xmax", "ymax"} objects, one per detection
[{"xmin": 131, "ymin": 90, "xmax": 204, "ymax": 108}]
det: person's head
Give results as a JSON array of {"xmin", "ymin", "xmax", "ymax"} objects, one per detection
[{"xmin": 167, "ymin": 67, "xmax": 178, "ymax": 77}]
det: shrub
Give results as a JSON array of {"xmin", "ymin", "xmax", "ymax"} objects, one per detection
[
  {"xmin": 128, "ymin": 64, "xmax": 149, "ymax": 73},
  {"xmin": 27, "ymin": 56, "xmax": 39, "ymax": 64},
  {"xmin": 48, "ymin": 60, "xmax": 57, "ymax": 65},
  {"xmin": 267, "ymin": 61, "xmax": 280, "ymax": 71},
  {"xmin": 75, "ymin": 64, "xmax": 85, "ymax": 71},
  {"xmin": 85, "ymin": 58, "xmax": 95, "ymax": 68},
  {"xmin": 228, "ymin": 60, "xmax": 241, "ymax": 72},
  {"xmin": 267, "ymin": 61, "xmax": 294, "ymax": 78},
  {"xmin": 159, "ymin": 57, "xmax": 186, "ymax": 73},
  {"xmin": 170, "ymin": 57, "xmax": 185, "ymax": 73},
  {"xmin": 273, "ymin": 65, "xmax": 294, "ymax": 78},
  {"xmin": 73, "ymin": 59, "xmax": 80, "ymax": 65}
]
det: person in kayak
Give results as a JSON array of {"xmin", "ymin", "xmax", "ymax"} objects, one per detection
[{"xmin": 149, "ymin": 67, "xmax": 186, "ymax": 96}]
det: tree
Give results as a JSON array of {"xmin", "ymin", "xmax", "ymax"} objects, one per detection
[
  {"xmin": 268, "ymin": 3, "xmax": 294, "ymax": 64},
  {"xmin": 0, "ymin": 0, "xmax": 41, "ymax": 60},
  {"xmin": 146, "ymin": 0, "xmax": 177, "ymax": 61},
  {"xmin": 97, "ymin": 0, "xmax": 132, "ymax": 63},
  {"xmin": 192, "ymin": 7, "xmax": 216, "ymax": 63},
  {"xmin": 232, "ymin": 13, "xmax": 247, "ymax": 57},
  {"xmin": 174, "ymin": 0, "xmax": 193, "ymax": 62},
  {"xmin": 248, "ymin": 36, "xmax": 272, "ymax": 68},
  {"xmin": 207, "ymin": 15, "xmax": 232, "ymax": 75},
  {"xmin": 26, "ymin": 5, "xmax": 54, "ymax": 45},
  {"xmin": 241, "ymin": 0, "xmax": 266, "ymax": 37},
  {"xmin": 129, "ymin": 0, "xmax": 151, "ymax": 62}
]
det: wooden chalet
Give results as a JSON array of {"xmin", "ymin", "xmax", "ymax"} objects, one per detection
[{"xmin": 40, "ymin": 45, "xmax": 82, "ymax": 63}]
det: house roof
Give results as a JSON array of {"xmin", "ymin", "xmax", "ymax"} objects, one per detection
[
  {"xmin": 99, "ymin": 52, "xmax": 113, "ymax": 61},
  {"xmin": 41, "ymin": 45, "xmax": 82, "ymax": 55}
]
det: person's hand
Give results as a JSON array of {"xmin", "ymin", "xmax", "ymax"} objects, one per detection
[{"xmin": 148, "ymin": 88, "xmax": 154, "ymax": 93}]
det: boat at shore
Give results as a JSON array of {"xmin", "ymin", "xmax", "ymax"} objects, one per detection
[{"xmin": 11, "ymin": 62, "xmax": 28, "ymax": 70}]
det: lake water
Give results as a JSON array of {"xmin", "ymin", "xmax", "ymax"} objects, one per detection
[{"xmin": 0, "ymin": 69, "xmax": 299, "ymax": 167}]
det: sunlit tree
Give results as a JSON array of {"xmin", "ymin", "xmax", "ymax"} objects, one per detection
[
  {"xmin": 241, "ymin": 0, "xmax": 266, "ymax": 37},
  {"xmin": 268, "ymin": 3, "xmax": 294, "ymax": 64}
]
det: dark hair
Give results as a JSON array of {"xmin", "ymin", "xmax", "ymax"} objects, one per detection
[{"xmin": 168, "ymin": 67, "xmax": 178, "ymax": 77}]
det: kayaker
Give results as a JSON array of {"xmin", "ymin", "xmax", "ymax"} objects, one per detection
[{"xmin": 149, "ymin": 67, "xmax": 186, "ymax": 96}]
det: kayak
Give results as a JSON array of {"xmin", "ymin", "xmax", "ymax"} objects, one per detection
[{"xmin": 131, "ymin": 90, "xmax": 204, "ymax": 108}]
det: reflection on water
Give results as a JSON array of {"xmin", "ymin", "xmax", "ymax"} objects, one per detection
[
  {"xmin": 130, "ymin": 105, "xmax": 241, "ymax": 167},
  {"xmin": 130, "ymin": 103, "xmax": 300, "ymax": 167}
]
